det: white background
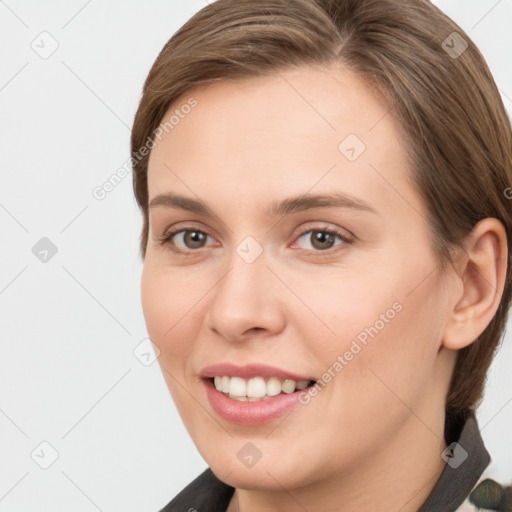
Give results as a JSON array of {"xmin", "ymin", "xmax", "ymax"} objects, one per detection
[{"xmin": 1, "ymin": 1, "xmax": 511, "ymax": 510}]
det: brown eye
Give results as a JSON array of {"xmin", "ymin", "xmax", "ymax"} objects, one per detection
[
  {"xmin": 309, "ymin": 231, "xmax": 336, "ymax": 250},
  {"xmin": 181, "ymin": 230, "xmax": 208, "ymax": 249},
  {"xmin": 294, "ymin": 228, "xmax": 350, "ymax": 252},
  {"xmin": 160, "ymin": 228, "xmax": 214, "ymax": 252}
]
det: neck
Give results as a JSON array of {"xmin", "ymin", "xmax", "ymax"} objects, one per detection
[{"xmin": 227, "ymin": 408, "xmax": 448, "ymax": 512}]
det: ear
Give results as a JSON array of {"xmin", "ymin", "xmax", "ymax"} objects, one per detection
[{"xmin": 442, "ymin": 218, "xmax": 508, "ymax": 350}]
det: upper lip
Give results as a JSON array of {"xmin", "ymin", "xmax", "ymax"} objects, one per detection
[{"xmin": 200, "ymin": 363, "xmax": 316, "ymax": 382}]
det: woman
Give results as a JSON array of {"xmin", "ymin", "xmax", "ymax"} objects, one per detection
[{"xmin": 130, "ymin": 0, "xmax": 512, "ymax": 510}]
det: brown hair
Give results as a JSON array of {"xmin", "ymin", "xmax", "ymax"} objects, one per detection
[{"xmin": 131, "ymin": 0, "xmax": 512, "ymax": 413}]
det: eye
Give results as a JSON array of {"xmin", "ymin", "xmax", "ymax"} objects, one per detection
[
  {"xmin": 293, "ymin": 226, "xmax": 353, "ymax": 252},
  {"xmin": 158, "ymin": 227, "xmax": 216, "ymax": 253}
]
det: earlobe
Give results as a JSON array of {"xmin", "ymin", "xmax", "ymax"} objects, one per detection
[{"xmin": 442, "ymin": 218, "xmax": 508, "ymax": 351}]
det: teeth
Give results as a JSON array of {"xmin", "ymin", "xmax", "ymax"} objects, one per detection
[
  {"xmin": 247, "ymin": 377, "xmax": 266, "ymax": 398},
  {"xmin": 296, "ymin": 380, "xmax": 309, "ymax": 390},
  {"xmin": 212, "ymin": 375, "xmax": 312, "ymax": 399},
  {"xmin": 229, "ymin": 377, "xmax": 246, "ymax": 397},
  {"xmin": 221, "ymin": 376, "xmax": 230, "ymax": 393},
  {"xmin": 282, "ymin": 379, "xmax": 296, "ymax": 394},
  {"xmin": 267, "ymin": 377, "xmax": 282, "ymax": 397}
]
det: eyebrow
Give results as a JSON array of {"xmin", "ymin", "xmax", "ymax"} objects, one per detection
[{"xmin": 148, "ymin": 191, "xmax": 377, "ymax": 217}]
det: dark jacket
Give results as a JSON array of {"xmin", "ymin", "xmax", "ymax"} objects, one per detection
[{"xmin": 159, "ymin": 408, "xmax": 492, "ymax": 512}]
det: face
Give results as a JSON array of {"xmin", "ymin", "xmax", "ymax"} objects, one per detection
[{"xmin": 141, "ymin": 63, "xmax": 453, "ymax": 492}]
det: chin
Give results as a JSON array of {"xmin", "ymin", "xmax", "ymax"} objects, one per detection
[
  {"xmin": 207, "ymin": 452, "xmax": 318, "ymax": 493},
  {"xmin": 215, "ymin": 465, "xmax": 294, "ymax": 491}
]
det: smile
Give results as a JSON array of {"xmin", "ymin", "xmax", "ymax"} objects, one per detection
[
  {"xmin": 200, "ymin": 363, "xmax": 318, "ymax": 424},
  {"xmin": 212, "ymin": 376, "xmax": 313, "ymax": 401}
]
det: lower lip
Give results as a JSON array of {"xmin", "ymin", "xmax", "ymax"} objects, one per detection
[{"xmin": 203, "ymin": 378, "xmax": 307, "ymax": 425}]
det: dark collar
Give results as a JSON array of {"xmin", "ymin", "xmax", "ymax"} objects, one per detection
[
  {"xmin": 418, "ymin": 408, "xmax": 490, "ymax": 511},
  {"xmin": 161, "ymin": 408, "xmax": 489, "ymax": 512}
]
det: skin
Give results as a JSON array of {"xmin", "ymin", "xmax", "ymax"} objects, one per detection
[{"xmin": 141, "ymin": 62, "xmax": 507, "ymax": 511}]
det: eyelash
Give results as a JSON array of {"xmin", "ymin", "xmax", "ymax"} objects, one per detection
[{"xmin": 157, "ymin": 224, "xmax": 354, "ymax": 256}]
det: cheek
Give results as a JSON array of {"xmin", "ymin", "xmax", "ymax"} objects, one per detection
[
  {"xmin": 290, "ymin": 262, "xmax": 444, "ymax": 397},
  {"xmin": 140, "ymin": 264, "xmax": 200, "ymax": 366},
  {"xmin": 141, "ymin": 264, "xmax": 206, "ymax": 419},
  {"xmin": 332, "ymin": 274, "xmax": 445, "ymax": 412},
  {"xmin": 141, "ymin": 265, "xmax": 174, "ymax": 340},
  {"xmin": 283, "ymin": 267, "xmax": 402, "ymax": 359}
]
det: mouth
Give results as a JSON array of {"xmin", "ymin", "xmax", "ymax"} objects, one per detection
[
  {"xmin": 208, "ymin": 375, "xmax": 316, "ymax": 402},
  {"xmin": 200, "ymin": 363, "xmax": 318, "ymax": 424}
]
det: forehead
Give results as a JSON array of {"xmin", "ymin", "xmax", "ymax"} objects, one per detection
[{"xmin": 146, "ymin": 63, "xmax": 422, "ymax": 220}]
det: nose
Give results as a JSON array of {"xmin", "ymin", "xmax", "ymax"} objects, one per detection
[{"xmin": 205, "ymin": 246, "xmax": 286, "ymax": 343}]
